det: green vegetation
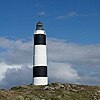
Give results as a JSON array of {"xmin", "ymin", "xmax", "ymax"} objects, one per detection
[{"xmin": 0, "ymin": 83, "xmax": 100, "ymax": 100}]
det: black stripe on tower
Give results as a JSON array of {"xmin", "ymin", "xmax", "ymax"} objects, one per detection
[
  {"xmin": 33, "ymin": 66, "xmax": 47, "ymax": 77},
  {"xmin": 34, "ymin": 34, "xmax": 46, "ymax": 45}
]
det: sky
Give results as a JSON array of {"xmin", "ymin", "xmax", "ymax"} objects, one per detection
[{"xmin": 0, "ymin": 0, "xmax": 100, "ymax": 88}]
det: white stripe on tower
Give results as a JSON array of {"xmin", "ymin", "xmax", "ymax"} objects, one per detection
[{"xmin": 33, "ymin": 22, "xmax": 48, "ymax": 85}]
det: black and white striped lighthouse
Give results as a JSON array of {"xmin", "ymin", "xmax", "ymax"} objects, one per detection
[{"xmin": 33, "ymin": 22, "xmax": 48, "ymax": 85}]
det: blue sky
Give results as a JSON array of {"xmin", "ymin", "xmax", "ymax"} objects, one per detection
[
  {"xmin": 0, "ymin": 0, "xmax": 100, "ymax": 88},
  {"xmin": 0, "ymin": 0, "xmax": 100, "ymax": 44}
]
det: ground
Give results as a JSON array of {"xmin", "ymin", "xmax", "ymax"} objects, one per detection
[{"xmin": 0, "ymin": 83, "xmax": 100, "ymax": 100}]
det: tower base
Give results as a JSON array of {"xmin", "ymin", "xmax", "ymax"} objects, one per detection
[{"xmin": 33, "ymin": 77, "xmax": 48, "ymax": 85}]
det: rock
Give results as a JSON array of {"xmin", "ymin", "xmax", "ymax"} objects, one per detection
[
  {"xmin": 16, "ymin": 95, "xmax": 24, "ymax": 100},
  {"xmin": 43, "ymin": 86, "xmax": 49, "ymax": 90},
  {"xmin": 49, "ymin": 87, "xmax": 55, "ymax": 90},
  {"xmin": 71, "ymin": 89, "xmax": 78, "ymax": 92}
]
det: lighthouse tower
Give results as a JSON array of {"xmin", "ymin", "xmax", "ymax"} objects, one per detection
[{"xmin": 33, "ymin": 22, "xmax": 48, "ymax": 85}]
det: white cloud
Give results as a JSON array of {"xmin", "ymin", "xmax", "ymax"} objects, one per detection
[
  {"xmin": 0, "ymin": 66, "xmax": 32, "ymax": 88},
  {"xmin": 57, "ymin": 11, "xmax": 88, "ymax": 20},
  {"xmin": 48, "ymin": 62, "xmax": 80, "ymax": 83},
  {"xmin": 0, "ymin": 37, "xmax": 32, "ymax": 65},
  {"xmin": 0, "ymin": 37, "xmax": 100, "ymax": 88},
  {"xmin": 66, "ymin": 11, "xmax": 78, "ymax": 17},
  {"xmin": 38, "ymin": 11, "xmax": 46, "ymax": 16},
  {"xmin": 57, "ymin": 11, "xmax": 79, "ymax": 19},
  {"xmin": 0, "ymin": 63, "xmax": 21, "ymax": 81},
  {"xmin": 48, "ymin": 38, "xmax": 100, "ymax": 66},
  {"xmin": 0, "ymin": 37, "xmax": 14, "ymax": 48}
]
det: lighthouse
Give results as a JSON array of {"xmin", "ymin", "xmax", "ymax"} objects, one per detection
[{"xmin": 33, "ymin": 22, "xmax": 48, "ymax": 85}]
